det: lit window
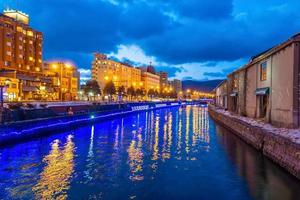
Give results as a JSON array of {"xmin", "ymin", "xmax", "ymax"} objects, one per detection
[
  {"xmin": 27, "ymin": 31, "xmax": 33, "ymax": 37},
  {"xmin": 233, "ymin": 74, "xmax": 238, "ymax": 89},
  {"xmin": 260, "ymin": 62, "xmax": 267, "ymax": 81},
  {"xmin": 17, "ymin": 26, "xmax": 23, "ymax": 32}
]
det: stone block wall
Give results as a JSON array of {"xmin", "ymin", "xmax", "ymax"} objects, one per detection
[{"xmin": 209, "ymin": 105, "xmax": 300, "ymax": 179}]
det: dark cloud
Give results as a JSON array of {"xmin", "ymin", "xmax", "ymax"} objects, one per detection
[
  {"xmin": 173, "ymin": 0, "xmax": 233, "ymax": 20},
  {"xmin": 1, "ymin": 0, "xmax": 300, "ymax": 79},
  {"xmin": 156, "ymin": 66, "xmax": 185, "ymax": 78}
]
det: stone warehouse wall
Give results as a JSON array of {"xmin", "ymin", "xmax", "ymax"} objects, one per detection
[{"xmin": 209, "ymin": 105, "xmax": 300, "ymax": 179}]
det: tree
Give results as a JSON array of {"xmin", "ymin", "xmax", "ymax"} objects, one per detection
[
  {"xmin": 127, "ymin": 86, "xmax": 136, "ymax": 101},
  {"xmin": 83, "ymin": 80, "xmax": 101, "ymax": 101},
  {"xmin": 118, "ymin": 86, "xmax": 126, "ymax": 95},
  {"xmin": 154, "ymin": 90, "xmax": 159, "ymax": 97},
  {"xmin": 147, "ymin": 89, "xmax": 156, "ymax": 99},
  {"xmin": 104, "ymin": 81, "xmax": 116, "ymax": 98},
  {"xmin": 136, "ymin": 88, "xmax": 145, "ymax": 98}
]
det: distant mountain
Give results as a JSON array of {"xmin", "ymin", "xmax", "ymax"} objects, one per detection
[{"xmin": 182, "ymin": 79, "xmax": 224, "ymax": 93}]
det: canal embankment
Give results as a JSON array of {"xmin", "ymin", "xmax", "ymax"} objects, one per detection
[
  {"xmin": 0, "ymin": 101, "xmax": 197, "ymax": 146},
  {"xmin": 208, "ymin": 105, "xmax": 300, "ymax": 179}
]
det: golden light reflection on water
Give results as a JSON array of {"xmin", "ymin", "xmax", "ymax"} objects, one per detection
[
  {"xmin": 175, "ymin": 108, "xmax": 183, "ymax": 160},
  {"xmin": 127, "ymin": 128, "xmax": 144, "ymax": 181},
  {"xmin": 192, "ymin": 106, "xmax": 210, "ymax": 149},
  {"xmin": 33, "ymin": 135, "xmax": 75, "ymax": 200},
  {"xmin": 126, "ymin": 105, "xmax": 210, "ymax": 182},
  {"xmin": 185, "ymin": 105, "xmax": 191, "ymax": 155},
  {"xmin": 152, "ymin": 115, "xmax": 160, "ymax": 161}
]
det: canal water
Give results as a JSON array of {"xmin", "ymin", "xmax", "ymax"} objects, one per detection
[{"xmin": 0, "ymin": 105, "xmax": 300, "ymax": 200}]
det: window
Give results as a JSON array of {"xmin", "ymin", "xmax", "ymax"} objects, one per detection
[
  {"xmin": 260, "ymin": 62, "xmax": 267, "ymax": 81},
  {"xmin": 27, "ymin": 31, "xmax": 33, "ymax": 37},
  {"xmin": 233, "ymin": 74, "xmax": 238, "ymax": 89}
]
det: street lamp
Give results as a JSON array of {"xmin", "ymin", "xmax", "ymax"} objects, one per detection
[{"xmin": 52, "ymin": 63, "xmax": 72, "ymax": 101}]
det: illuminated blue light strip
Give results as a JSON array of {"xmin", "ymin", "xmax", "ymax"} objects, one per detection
[{"xmin": 0, "ymin": 102, "xmax": 199, "ymax": 145}]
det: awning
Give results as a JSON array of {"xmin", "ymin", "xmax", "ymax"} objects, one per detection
[
  {"xmin": 255, "ymin": 87, "xmax": 269, "ymax": 95},
  {"xmin": 230, "ymin": 92, "xmax": 238, "ymax": 97}
]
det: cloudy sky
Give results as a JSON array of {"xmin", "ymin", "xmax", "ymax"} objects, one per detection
[{"xmin": 1, "ymin": 0, "xmax": 300, "ymax": 82}]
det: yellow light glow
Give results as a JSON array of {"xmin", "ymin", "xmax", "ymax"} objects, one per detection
[
  {"xmin": 104, "ymin": 76, "xmax": 109, "ymax": 81},
  {"xmin": 65, "ymin": 63, "xmax": 72, "ymax": 68},
  {"xmin": 52, "ymin": 64, "xmax": 58, "ymax": 69}
]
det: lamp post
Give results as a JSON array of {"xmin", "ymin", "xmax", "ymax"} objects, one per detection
[{"xmin": 52, "ymin": 63, "xmax": 72, "ymax": 101}]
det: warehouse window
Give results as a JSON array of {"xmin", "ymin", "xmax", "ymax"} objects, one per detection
[{"xmin": 260, "ymin": 62, "xmax": 267, "ymax": 81}]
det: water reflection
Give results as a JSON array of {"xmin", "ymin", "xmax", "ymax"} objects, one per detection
[
  {"xmin": 0, "ymin": 105, "xmax": 300, "ymax": 200},
  {"xmin": 33, "ymin": 135, "xmax": 75, "ymax": 199},
  {"xmin": 127, "ymin": 127, "xmax": 144, "ymax": 181},
  {"xmin": 215, "ymin": 125, "xmax": 300, "ymax": 200}
]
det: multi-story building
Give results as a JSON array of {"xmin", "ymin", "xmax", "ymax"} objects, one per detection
[
  {"xmin": 214, "ymin": 80, "xmax": 227, "ymax": 109},
  {"xmin": 0, "ymin": 9, "xmax": 50, "ymax": 101},
  {"xmin": 216, "ymin": 33, "xmax": 300, "ymax": 128},
  {"xmin": 140, "ymin": 66, "xmax": 160, "ymax": 92},
  {"xmin": 157, "ymin": 71, "xmax": 168, "ymax": 92},
  {"xmin": 170, "ymin": 79, "xmax": 182, "ymax": 96},
  {"xmin": 43, "ymin": 62, "xmax": 79, "ymax": 101},
  {"xmin": 92, "ymin": 53, "xmax": 142, "ymax": 90}
]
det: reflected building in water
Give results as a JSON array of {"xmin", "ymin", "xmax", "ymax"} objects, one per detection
[
  {"xmin": 33, "ymin": 135, "xmax": 75, "ymax": 200},
  {"xmin": 215, "ymin": 125, "xmax": 300, "ymax": 200}
]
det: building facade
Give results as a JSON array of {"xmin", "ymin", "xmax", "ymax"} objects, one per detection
[
  {"xmin": 217, "ymin": 33, "xmax": 300, "ymax": 128},
  {"xmin": 170, "ymin": 79, "xmax": 182, "ymax": 96},
  {"xmin": 158, "ymin": 71, "xmax": 168, "ymax": 93},
  {"xmin": 140, "ymin": 66, "xmax": 160, "ymax": 92},
  {"xmin": 92, "ymin": 53, "xmax": 142, "ymax": 91},
  {"xmin": 0, "ymin": 9, "xmax": 53, "ymax": 101},
  {"xmin": 215, "ymin": 80, "xmax": 227, "ymax": 109},
  {"xmin": 43, "ymin": 62, "xmax": 79, "ymax": 101}
]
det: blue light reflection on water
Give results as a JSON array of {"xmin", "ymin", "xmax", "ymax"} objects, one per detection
[{"xmin": 0, "ymin": 105, "xmax": 300, "ymax": 200}]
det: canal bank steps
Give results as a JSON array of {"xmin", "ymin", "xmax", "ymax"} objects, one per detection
[
  {"xmin": 0, "ymin": 101, "xmax": 195, "ymax": 147},
  {"xmin": 208, "ymin": 105, "xmax": 300, "ymax": 180}
]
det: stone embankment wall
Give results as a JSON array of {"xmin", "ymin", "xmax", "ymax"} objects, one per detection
[{"xmin": 209, "ymin": 105, "xmax": 300, "ymax": 179}]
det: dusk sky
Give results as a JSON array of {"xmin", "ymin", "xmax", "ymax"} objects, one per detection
[{"xmin": 1, "ymin": 0, "xmax": 300, "ymax": 82}]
